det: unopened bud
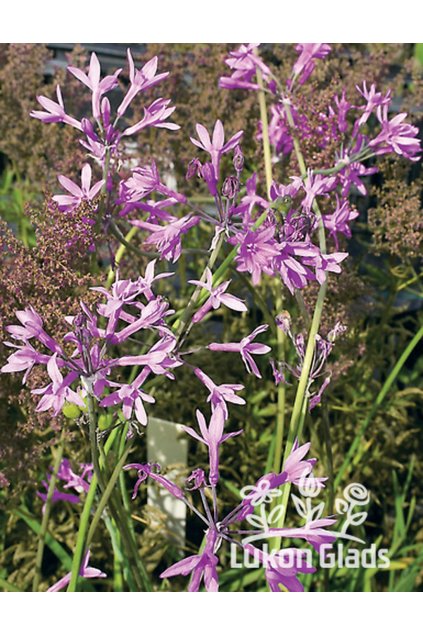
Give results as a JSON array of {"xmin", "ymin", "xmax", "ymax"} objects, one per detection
[
  {"xmin": 186, "ymin": 158, "xmax": 202, "ymax": 180},
  {"xmin": 222, "ymin": 176, "xmax": 239, "ymax": 199},
  {"xmin": 276, "ymin": 310, "xmax": 292, "ymax": 334},
  {"xmin": 233, "ymin": 145, "xmax": 244, "ymax": 172}
]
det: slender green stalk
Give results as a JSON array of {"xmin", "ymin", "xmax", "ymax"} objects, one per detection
[
  {"xmin": 67, "ymin": 428, "xmax": 118, "ymax": 592},
  {"xmin": 85, "ymin": 443, "xmax": 132, "ymax": 545},
  {"xmin": 32, "ymin": 428, "xmax": 65, "ymax": 592},
  {"xmin": 256, "ymin": 65, "xmax": 273, "ymax": 198},
  {"xmin": 256, "ymin": 64, "xmax": 287, "ymax": 476},
  {"xmin": 67, "ymin": 473, "xmax": 98, "ymax": 592},
  {"xmin": 334, "ymin": 324, "xmax": 423, "ymax": 488},
  {"xmin": 106, "ymin": 225, "xmax": 139, "ymax": 289},
  {"xmin": 269, "ymin": 97, "xmax": 330, "ymax": 551}
]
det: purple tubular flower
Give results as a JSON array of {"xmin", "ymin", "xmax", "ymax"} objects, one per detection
[
  {"xmin": 123, "ymin": 462, "xmax": 185, "ymax": 500},
  {"xmin": 118, "ymin": 49, "xmax": 169, "ymax": 117},
  {"xmin": 208, "ymin": 324, "xmax": 271, "ymax": 378},
  {"xmin": 355, "ymin": 81, "xmax": 391, "ymax": 128},
  {"xmin": 194, "ymin": 367, "xmax": 245, "ymax": 420},
  {"xmin": 122, "ymin": 98, "xmax": 180, "ymax": 136},
  {"xmin": 31, "ymin": 354, "xmax": 85, "ymax": 416},
  {"xmin": 185, "ymin": 468, "xmax": 206, "ymax": 491},
  {"xmin": 188, "ymin": 267, "xmax": 247, "ymax": 324},
  {"xmin": 231, "ymin": 173, "xmax": 269, "ymax": 225},
  {"xmin": 368, "ymin": 105, "xmax": 421, "ymax": 162},
  {"xmin": 36, "ymin": 482, "xmax": 81, "ymax": 511},
  {"xmin": 291, "ymin": 44, "xmax": 331, "ymax": 85},
  {"xmin": 131, "ymin": 215, "xmax": 200, "ymax": 263},
  {"xmin": 231, "ymin": 225, "xmax": 279, "ymax": 286},
  {"xmin": 47, "ymin": 550, "xmax": 106, "ymax": 592},
  {"xmin": 305, "ymin": 251, "xmax": 349, "ymax": 285},
  {"xmin": 5, "ymin": 306, "xmax": 62, "ymax": 354},
  {"xmin": 245, "ymin": 544, "xmax": 316, "ymax": 592},
  {"xmin": 120, "ymin": 161, "xmax": 186, "ymax": 206},
  {"xmin": 219, "ymin": 44, "xmax": 273, "ymax": 92},
  {"xmin": 68, "ymin": 52, "xmax": 121, "ymax": 120},
  {"xmin": 322, "ymin": 197, "xmax": 359, "ymax": 247},
  {"xmin": 190, "ymin": 120, "xmax": 243, "ymax": 179},
  {"xmin": 30, "ymin": 85, "xmax": 82, "ymax": 130},
  {"xmin": 53, "ymin": 164, "xmax": 104, "ymax": 212},
  {"xmin": 160, "ymin": 527, "xmax": 219, "ymax": 592},
  {"xmin": 267, "ymin": 518, "xmax": 337, "ymax": 553},
  {"xmin": 182, "ymin": 408, "xmax": 242, "ymax": 486},
  {"xmin": 1, "ymin": 342, "xmax": 51, "ymax": 384},
  {"xmin": 37, "ymin": 458, "xmax": 93, "ymax": 512},
  {"xmin": 100, "ymin": 371, "xmax": 155, "ymax": 427}
]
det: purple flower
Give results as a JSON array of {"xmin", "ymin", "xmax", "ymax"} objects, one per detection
[
  {"xmin": 47, "ymin": 550, "xmax": 106, "ymax": 592},
  {"xmin": 267, "ymin": 518, "xmax": 337, "ymax": 553},
  {"xmin": 120, "ymin": 161, "xmax": 186, "ymax": 208},
  {"xmin": 331, "ymin": 90, "xmax": 353, "ymax": 134},
  {"xmin": 291, "ymin": 44, "xmax": 331, "ymax": 85},
  {"xmin": 355, "ymin": 82, "xmax": 391, "ymax": 129},
  {"xmin": 245, "ymin": 544, "xmax": 316, "ymax": 592},
  {"xmin": 30, "ymin": 85, "xmax": 82, "ymax": 130},
  {"xmin": 122, "ymin": 98, "xmax": 179, "ymax": 136},
  {"xmin": 68, "ymin": 52, "xmax": 121, "ymax": 120},
  {"xmin": 304, "ymin": 251, "xmax": 348, "ymax": 285},
  {"xmin": 190, "ymin": 120, "xmax": 243, "ymax": 179},
  {"xmin": 194, "ymin": 367, "xmax": 245, "ymax": 420},
  {"xmin": 322, "ymin": 198, "xmax": 359, "ymax": 247},
  {"xmin": 231, "ymin": 173, "xmax": 269, "ymax": 225},
  {"xmin": 31, "ymin": 354, "xmax": 85, "ymax": 416},
  {"xmin": 100, "ymin": 371, "xmax": 155, "ymax": 427},
  {"xmin": 117, "ymin": 50, "xmax": 169, "ymax": 117},
  {"xmin": 231, "ymin": 225, "xmax": 279, "ymax": 286},
  {"xmin": 1, "ymin": 343, "xmax": 51, "ymax": 384},
  {"xmin": 274, "ymin": 240, "xmax": 317, "ymax": 294},
  {"xmin": 299, "ymin": 170, "xmax": 337, "ymax": 213},
  {"xmin": 182, "ymin": 408, "xmax": 242, "ymax": 485},
  {"xmin": 188, "ymin": 268, "xmax": 247, "ymax": 324},
  {"xmin": 53, "ymin": 164, "xmax": 104, "ymax": 212},
  {"xmin": 160, "ymin": 527, "xmax": 219, "ymax": 592},
  {"xmin": 37, "ymin": 459, "xmax": 93, "ymax": 512},
  {"xmin": 208, "ymin": 325, "xmax": 271, "ymax": 378},
  {"xmin": 131, "ymin": 215, "xmax": 200, "ymax": 262},
  {"xmin": 5, "ymin": 307, "xmax": 62, "ymax": 354},
  {"xmin": 369, "ymin": 105, "xmax": 421, "ymax": 162},
  {"xmin": 123, "ymin": 462, "xmax": 185, "ymax": 500},
  {"xmin": 219, "ymin": 44, "xmax": 273, "ymax": 92}
]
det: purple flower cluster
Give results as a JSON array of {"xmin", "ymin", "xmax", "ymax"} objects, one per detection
[
  {"xmin": 1, "ymin": 262, "xmax": 181, "ymax": 423},
  {"xmin": 271, "ymin": 312, "xmax": 346, "ymax": 410},
  {"xmin": 126, "ymin": 440, "xmax": 334, "ymax": 592}
]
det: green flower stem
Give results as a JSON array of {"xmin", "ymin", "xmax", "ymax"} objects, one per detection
[
  {"xmin": 269, "ymin": 98, "xmax": 329, "ymax": 551},
  {"xmin": 87, "ymin": 397, "xmax": 150, "ymax": 591},
  {"xmin": 334, "ymin": 323, "xmax": 423, "ymax": 488},
  {"xmin": 256, "ymin": 65, "xmax": 287, "ymax": 476},
  {"xmin": 67, "ymin": 428, "xmax": 118, "ymax": 592},
  {"xmin": 32, "ymin": 427, "xmax": 65, "ymax": 592},
  {"xmin": 256, "ymin": 65, "xmax": 273, "ymax": 198},
  {"xmin": 106, "ymin": 225, "xmax": 139, "ymax": 289}
]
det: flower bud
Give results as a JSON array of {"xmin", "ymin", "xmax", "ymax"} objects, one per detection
[
  {"xmin": 221, "ymin": 176, "xmax": 239, "ymax": 199},
  {"xmin": 101, "ymin": 97, "xmax": 111, "ymax": 127},
  {"xmin": 275, "ymin": 310, "xmax": 291, "ymax": 334},
  {"xmin": 186, "ymin": 158, "xmax": 202, "ymax": 180},
  {"xmin": 233, "ymin": 145, "xmax": 244, "ymax": 172}
]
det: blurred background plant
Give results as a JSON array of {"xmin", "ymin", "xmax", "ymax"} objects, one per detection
[{"xmin": 0, "ymin": 43, "xmax": 421, "ymax": 592}]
